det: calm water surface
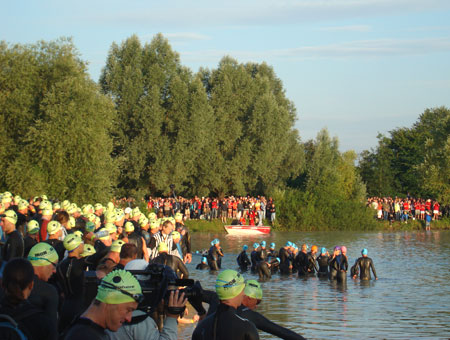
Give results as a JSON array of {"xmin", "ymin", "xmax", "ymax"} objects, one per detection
[{"xmin": 178, "ymin": 231, "xmax": 450, "ymax": 340}]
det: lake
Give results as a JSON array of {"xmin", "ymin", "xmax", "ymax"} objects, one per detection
[{"xmin": 178, "ymin": 230, "xmax": 450, "ymax": 339}]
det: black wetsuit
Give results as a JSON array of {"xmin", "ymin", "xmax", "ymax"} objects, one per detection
[
  {"xmin": 63, "ymin": 316, "xmax": 108, "ymax": 340},
  {"xmin": 352, "ymin": 256, "xmax": 377, "ymax": 280},
  {"xmin": 268, "ymin": 249, "xmax": 278, "ymax": 258},
  {"xmin": 237, "ymin": 306, "xmax": 306, "ymax": 340},
  {"xmin": 1, "ymin": 230, "xmax": 24, "ymax": 261},
  {"xmin": 257, "ymin": 248, "xmax": 268, "ymax": 262},
  {"xmin": 236, "ymin": 250, "xmax": 251, "ymax": 271},
  {"xmin": 337, "ymin": 255, "xmax": 348, "ymax": 282},
  {"xmin": 23, "ymin": 235, "xmax": 38, "ymax": 257},
  {"xmin": 278, "ymin": 247, "xmax": 291, "ymax": 274},
  {"xmin": 196, "ymin": 262, "xmax": 209, "ymax": 270},
  {"xmin": 298, "ymin": 252, "xmax": 319, "ymax": 277},
  {"xmin": 56, "ymin": 249, "xmax": 108, "ymax": 331},
  {"xmin": 250, "ymin": 250, "xmax": 259, "ymax": 273},
  {"xmin": 0, "ymin": 297, "xmax": 57, "ymax": 340},
  {"xmin": 28, "ymin": 275, "xmax": 59, "ymax": 336},
  {"xmin": 316, "ymin": 254, "xmax": 329, "ymax": 277},
  {"xmin": 192, "ymin": 303, "xmax": 259, "ymax": 340},
  {"xmin": 328, "ymin": 255, "xmax": 347, "ymax": 282},
  {"xmin": 207, "ymin": 246, "xmax": 223, "ymax": 271},
  {"xmin": 257, "ymin": 261, "xmax": 271, "ymax": 280},
  {"xmin": 151, "ymin": 252, "xmax": 189, "ymax": 278},
  {"xmin": 45, "ymin": 238, "xmax": 66, "ymax": 262}
]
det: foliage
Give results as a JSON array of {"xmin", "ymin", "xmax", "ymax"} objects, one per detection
[{"xmin": 358, "ymin": 107, "xmax": 450, "ymax": 203}]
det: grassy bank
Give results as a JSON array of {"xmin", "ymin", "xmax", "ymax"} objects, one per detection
[{"xmin": 184, "ymin": 217, "xmax": 450, "ymax": 232}]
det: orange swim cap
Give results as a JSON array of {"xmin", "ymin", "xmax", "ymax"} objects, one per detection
[{"xmin": 311, "ymin": 245, "xmax": 318, "ymax": 252}]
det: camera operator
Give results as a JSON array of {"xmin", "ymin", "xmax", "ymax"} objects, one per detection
[
  {"xmin": 106, "ymin": 259, "xmax": 187, "ymax": 340},
  {"xmin": 63, "ymin": 269, "xmax": 142, "ymax": 339}
]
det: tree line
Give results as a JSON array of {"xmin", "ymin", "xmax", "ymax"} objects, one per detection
[{"xmin": 1, "ymin": 35, "xmax": 447, "ymax": 229}]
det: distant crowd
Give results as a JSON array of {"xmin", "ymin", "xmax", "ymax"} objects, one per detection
[
  {"xmin": 367, "ymin": 196, "xmax": 449, "ymax": 229},
  {"xmin": 115, "ymin": 195, "xmax": 277, "ymax": 225}
]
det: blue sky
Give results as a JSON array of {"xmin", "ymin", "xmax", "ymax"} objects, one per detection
[{"xmin": 3, "ymin": 0, "xmax": 450, "ymax": 152}]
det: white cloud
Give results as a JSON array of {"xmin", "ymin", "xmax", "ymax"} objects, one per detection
[
  {"xmin": 179, "ymin": 37, "xmax": 450, "ymax": 63},
  {"xmin": 163, "ymin": 32, "xmax": 211, "ymax": 41}
]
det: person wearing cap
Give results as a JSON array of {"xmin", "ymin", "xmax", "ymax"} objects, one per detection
[
  {"xmin": 207, "ymin": 238, "xmax": 224, "ymax": 271},
  {"xmin": 317, "ymin": 247, "xmax": 330, "ymax": 278},
  {"xmin": 99, "ymin": 239, "xmax": 126, "ymax": 268},
  {"xmin": 352, "ymin": 249, "xmax": 378, "ymax": 281},
  {"xmin": 0, "ymin": 258, "xmax": 57, "ymax": 340},
  {"xmin": 337, "ymin": 246, "xmax": 349, "ymax": 283},
  {"xmin": 328, "ymin": 246, "xmax": 342, "ymax": 280},
  {"xmin": 236, "ymin": 245, "xmax": 251, "ymax": 272},
  {"xmin": 196, "ymin": 256, "xmax": 209, "ymax": 270},
  {"xmin": 16, "ymin": 199, "xmax": 30, "ymax": 233},
  {"xmin": 169, "ymin": 230, "xmax": 184, "ymax": 260},
  {"xmin": 106, "ymin": 261, "xmax": 187, "ymax": 340},
  {"xmin": 63, "ymin": 269, "xmax": 143, "ymax": 339},
  {"xmin": 250, "ymin": 243, "xmax": 260, "ymax": 273},
  {"xmin": 174, "ymin": 212, "xmax": 192, "ymax": 264},
  {"xmin": 1, "ymin": 209, "xmax": 24, "ymax": 260},
  {"xmin": 237, "ymin": 280, "xmax": 306, "ymax": 340},
  {"xmin": 257, "ymin": 240, "xmax": 268, "ymax": 262},
  {"xmin": 27, "ymin": 243, "xmax": 59, "ymax": 336},
  {"xmin": 192, "ymin": 269, "xmax": 259, "ymax": 340},
  {"xmin": 279, "ymin": 242, "xmax": 293, "ymax": 274},
  {"xmin": 57, "ymin": 233, "xmax": 110, "ymax": 331},
  {"xmin": 268, "ymin": 242, "xmax": 278, "ymax": 258},
  {"xmin": 24, "ymin": 220, "xmax": 40, "ymax": 257},
  {"xmin": 44, "ymin": 220, "xmax": 65, "ymax": 261},
  {"xmin": 151, "ymin": 242, "xmax": 189, "ymax": 279}
]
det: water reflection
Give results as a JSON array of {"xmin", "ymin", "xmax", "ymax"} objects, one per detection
[{"xmin": 178, "ymin": 231, "xmax": 450, "ymax": 340}]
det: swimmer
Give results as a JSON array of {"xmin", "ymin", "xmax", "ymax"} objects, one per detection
[
  {"xmin": 236, "ymin": 245, "xmax": 251, "ymax": 272},
  {"xmin": 352, "ymin": 249, "xmax": 378, "ymax": 280},
  {"xmin": 316, "ymin": 247, "xmax": 330, "ymax": 278},
  {"xmin": 250, "ymin": 243, "xmax": 260, "ymax": 273},
  {"xmin": 196, "ymin": 256, "xmax": 209, "ymax": 270}
]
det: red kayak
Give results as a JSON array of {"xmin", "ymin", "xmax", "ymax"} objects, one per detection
[{"xmin": 223, "ymin": 225, "xmax": 271, "ymax": 235}]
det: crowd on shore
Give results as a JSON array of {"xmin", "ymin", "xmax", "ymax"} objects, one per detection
[{"xmin": 367, "ymin": 196, "xmax": 449, "ymax": 229}]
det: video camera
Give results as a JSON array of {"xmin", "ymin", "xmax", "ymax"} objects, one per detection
[{"xmin": 84, "ymin": 263, "xmax": 205, "ymax": 314}]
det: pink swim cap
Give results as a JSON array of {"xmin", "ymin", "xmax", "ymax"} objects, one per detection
[{"xmin": 341, "ymin": 246, "xmax": 347, "ymax": 253}]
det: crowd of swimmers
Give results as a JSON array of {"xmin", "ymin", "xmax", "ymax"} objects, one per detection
[{"xmin": 197, "ymin": 238, "xmax": 377, "ymax": 282}]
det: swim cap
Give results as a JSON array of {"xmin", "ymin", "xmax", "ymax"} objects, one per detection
[
  {"xmin": 85, "ymin": 221, "xmax": 96, "ymax": 233},
  {"xmin": 285, "ymin": 241, "xmax": 292, "ymax": 247},
  {"xmin": 131, "ymin": 207, "xmax": 141, "ymax": 218},
  {"xmin": 107, "ymin": 202, "xmax": 115, "ymax": 211},
  {"xmin": 73, "ymin": 230, "xmax": 83, "ymax": 238},
  {"xmin": 124, "ymin": 207, "xmax": 132, "ymax": 215},
  {"xmin": 158, "ymin": 242, "xmax": 168, "ymax": 252},
  {"xmin": 104, "ymin": 211, "xmax": 116, "ymax": 223},
  {"xmin": 27, "ymin": 220, "xmax": 40, "ymax": 234},
  {"xmin": 42, "ymin": 208, "xmax": 53, "ymax": 216},
  {"xmin": 215, "ymin": 270, "xmax": 245, "ymax": 300},
  {"xmin": 39, "ymin": 200, "xmax": 51, "ymax": 210},
  {"xmin": 243, "ymin": 245, "xmax": 248, "ymax": 251},
  {"xmin": 68, "ymin": 216, "xmax": 76, "ymax": 229},
  {"xmin": 244, "ymin": 280, "xmax": 263, "ymax": 300},
  {"xmin": 202, "ymin": 256, "xmax": 207, "ymax": 264},
  {"xmin": 3, "ymin": 210, "xmax": 17, "ymax": 224},
  {"xmin": 311, "ymin": 245, "xmax": 318, "ymax": 252},
  {"xmin": 47, "ymin": 221, "xmax": 62, "ymax": 235},
  {"xmin": 14, "ymin": 195, "xmax": 21, "ymax": 204},
  {"xmin": 124, "ymin": 221, "xmax": 134, "ymax": 233},
  {"xmin": 253, "ymin": 243, "xmax": 260, "ymax": 249},
  {"xmin": 260, "ymin": 241, "xmax": 266, "ymax": 247},
  {"xmin": 86, "ymin": 213, "xmax": 96, "ymax": 223},
  {"xmin": 115, "ymin": 209, "xmax": 125, "ymax": 221},
  {"xmin": 111, "ymin": 240, "xmax": 125, "ymax": 253},
  {"xmin": 171, "ymin": 231, "xmax": 181, "ymax": 239},
  {"xmin": 104, "ymin": 222, "xmax": 117, "ymax": 235},
  {"xmin": 41, "ymin": 194, "xmax": 48, "ymax": 201},
  {"xmin": 18, "ymin": 199, "xmax": 29, "ymax": 211},
  {"xmin": 81, "ymin": 244, "xmax": 96, "ymax": 257},
  {"xmin": 53, "ymin": 202, "xmax": 61, "ymax": 210},
  {"xmin": 139, "ymin": 217, "xmax": 148, "ymax": 227},
  {"xmin": 97, "ymin": 228, "xmax": 110, "ymax": 240},
  {"xmin": 341, "ymin": 246, "xmax": 347, "ymax": 253},
  {"xmin": 361, "ymin": 248, "xmax": 368, "ymax": 255},
  {"xmin": 28, "ymin": 243, "xmax": 58, "ymax": 266},
  {"xmin": 96, "ymin": 269, "xmax": 142, "ymax": 305},
  {"xmin": 175, "ymin": 213, "xmax": 183, "ymax": 221},
  {"xmin": 148, "ymin": 212, "xmax": 157, "ymax": 221},
  {"xmin": 321, "ymin": 247, "xmax": 326, "ymax": 254},
  {"xmin": 276, "ymin": 257, "xmax": 280, "ymax": 263},
  {"xmin": 334, "ymin": 246, "xmax": 341, "ymax": 251},
  {"xmin": 150, "ymin": 220, "xmax": 160, "ymax": 230},
  {"xmin": 64, "ymin": 234, "xmax": 83, "ymax": 251},
  {"xmin": 61, "ymin": 200, "xmax": 71, "ymax": 210},
  {"xmin": 1, "ymin": 196, "xmax": 12, "ymax": 204},
  {"xmin": 292, "ymin": 243, "xmax": 297, "ymax": 249},
  {"xmin": 94, "ymin": 203, "xmax": 103, "ymax": 211},
  {"xmin": 270, "ymin": 242, "xmax": 275, "ymax": 249}
]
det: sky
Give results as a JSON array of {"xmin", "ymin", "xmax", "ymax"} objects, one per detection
[{"xmin": 2, "ymin": 0, "xmax": 450, "ymax": 152}]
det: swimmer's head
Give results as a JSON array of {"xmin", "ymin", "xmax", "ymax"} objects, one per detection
[
  {"xmin": 260, "ymin": 241, "xmax": 266, "ymax": 248},
  {"xmin": 341, "ymin": 246, "xmax": 347, "ymax": 254},
  {"xmin": 361, "ymin": 248, "xmax": 368, "ymax": 256},
  {"xmin": 321, "ymin": 247, "xmax": 327, "ymax": 254},
  {"xmin": 242, "ymin": 245, "xmax": 248, "ymax": 251},
  {"xmin": 270, "ymin": 242, "xmax": 275, "ymax": 249},
  {"xmin": 215, "ymin": 270, "xmax": 245, "ymax": 300}
]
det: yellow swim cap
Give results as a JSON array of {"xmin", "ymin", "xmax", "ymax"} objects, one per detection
[
  {"xmin": 215, "ymin": 270, "xmax": 245, "ymax": 300},
  {"xmin": 28, "ymin": 243, "xmax": 58, "ymax": 266},
  {"xmin": 244, "ymin": 280, "xmax": 263, "ymax": 300},
  {"xmin": 96, "ymin": 269, "xmax": 142, "ymax": 305}
]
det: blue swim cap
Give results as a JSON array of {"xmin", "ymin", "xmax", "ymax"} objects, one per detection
[
  {"xmin": 202, "ymin": 257, "xmax": 207, "ymax": 263},
  {"xmin": 292, "ymin": 243, "xmax": 297, "ymax": 249},
  {"xmin": 276, "ymin": 257, "xmax": 280, "ymax": 263},
  {"xmin": 270, "ymin": 242, "xmax": 275, "ymax": 249},
  {"xmin": 362, "ymin": 248, "xmax": 368, "ymax": 255},
  {"xmin": 243, "ymin": 245, "xmax": 248, "ymax": 251},
  {"xmin": 253, "ymin": 243, "xmax": 260, "ymax": 249},
  {"xmin": 285, "ymin": 241, "xmax": 292, "ymax": 247},
  {"xmin": 321, "ymin": 247, "xmax": 326, "ymax": 254},
  {"xmin": 261, "ymin": 241, "xmax": 266, "ymax": 247}
]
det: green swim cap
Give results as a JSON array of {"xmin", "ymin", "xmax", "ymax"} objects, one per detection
[
  {"xmin": 171, "ymin": 231, "xmax": 181, "ymax": 239},
  {"xmin": 104, "ymin": 222, "xmax": 117, "ymax": 234},
  {"xmin": 27, "ymin": 220, "xmax": 40, "ymax": 234},
  {"xmin": 244, "ymin": 280, "xmax": 263, "ymax": 300},
  {"xmin": 18, "ymin": 199, "xmax": 29, "ymax": 211},
  {"xmin": 150, "ymin": 220, "xmax": 160, "ymax": 230},
  {"xmin": 81, "ymin": 244, "xmax": 96, "ymax": 257},
  {"xmin": 85, "ymin": 221, "xmax": 96, "ymax": 233},
  {"xmin": 104, "ymin": 211, "xmax": 116, "ymax": 223},
  {"xmin": 47, "ymin": 221, "xmax": 62, "ymax": 235},
  {"xmin": 3, "ymin": 210, "xmax": 17, "ymax": 224},
  {"xmin": 64, "ymin": 233, "xmax": 83, "ymax": 251},
  {"xmin": 96, "ymin": 269, "xmax": 142, "ymax": 305},
  {"xmin": 111, "ymin": 239, "xmax": 125, "ymax": 253},
  {"xmin": 215, "ymin": 269, "xmax": 245, "ymax": 300},
  {"xmin": 124, "ymin": 221, "xmax": 134, "ymax": 233},
  {"xmin": 73, "ymin": 230, "xmax": 83, "ymax": 238},
  {"xmin": 28, "ymin": 243, "xmax": 58, "ymax": 266}
]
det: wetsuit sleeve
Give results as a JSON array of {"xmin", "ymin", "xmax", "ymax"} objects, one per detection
[
  {"xmin": 185, "ymin": 230, "xmax": 191, "ymax": 254},
  {"xmin": 370, "ymin": 259, "xmax": 377, "ymax": 279},
  {"xmin": 201, "ymin": 289, "xmax": 220, "ymax": 315},
  {"xmin": 240, "ymin": 309, "xmax": 306, "ymax": 340},
  {"xmin": 176, "ymin": 257, "xmax": 189, "ymax": 279}
]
